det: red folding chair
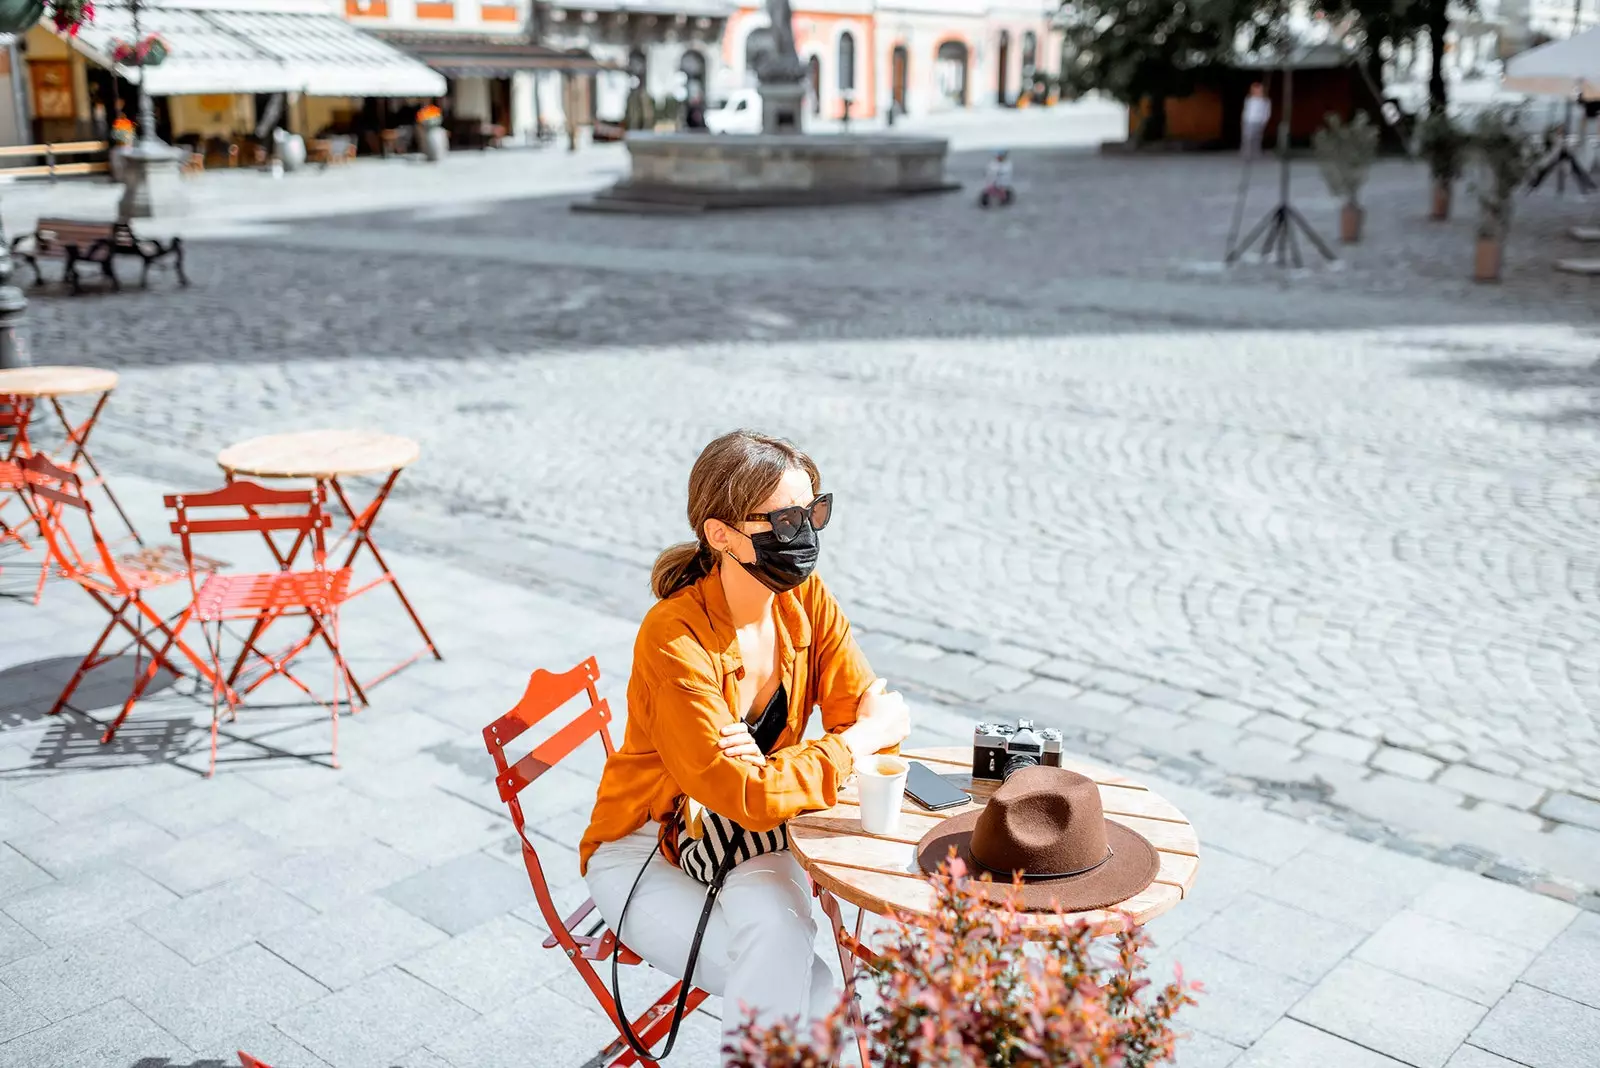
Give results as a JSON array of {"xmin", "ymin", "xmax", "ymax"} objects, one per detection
[
  {"xmin": 166, "ymin": 481, "xmax": 353, "ymax": 777},
  {"xmin": 21, "ymin": 452, "xmax": 223, "ymax": 743},
  {"xmin": 0, "ymin": 397, "xmax": 40, "ymax": 592},
  {"xmin": 237, "ymin": 1053, "xmax": 271, "ymax": 1068},
  {"xmin": 483, "ymin": 657, "xmax": 711, "ymax": 1068}
]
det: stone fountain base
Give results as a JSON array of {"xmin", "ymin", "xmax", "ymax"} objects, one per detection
[{"xmin": 571, "ymin": 132, "xmax": 959, "ymax": 214}]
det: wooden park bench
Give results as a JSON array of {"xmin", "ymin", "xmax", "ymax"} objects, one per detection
[{"xmin": 11, "ymin": 218, "xmax": 188, "ymax": 295}]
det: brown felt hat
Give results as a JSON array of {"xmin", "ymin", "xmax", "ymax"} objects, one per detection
[{"xmin": 915, "ymin": 765, "xmax": 1159, "ymax": 912}]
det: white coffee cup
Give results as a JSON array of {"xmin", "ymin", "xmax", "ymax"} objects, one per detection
[{"xmin": 857, "ymin": 755, "xmax": 909, "ymax": 836}]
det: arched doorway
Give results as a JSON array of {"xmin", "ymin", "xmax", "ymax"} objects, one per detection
[
  {"xmin": 680, "ymin": 48, "xmax": 706, "ymax": 102},
  {"xmin": 996, "ymin": 30, "xmax": 1010, "ymax": 105},
  {"xmin": 891, "ymin": 44, "xmax": 908, "ymax": 114},
  {"xmin": 935, "ymin": 40, "xmax": 968, "ymax": 108},
  {"xmin": 745, "ymin": 27, "xmax": 775, "ymax": 86},
  {"xmin": 806, "ymin": 54, "xmax": 820, "ymax": 115}
]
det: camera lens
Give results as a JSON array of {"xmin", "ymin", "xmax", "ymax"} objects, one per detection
[{"xmin": 1002, "ymin": 725, "xmax": 1043, "ymax": 780}]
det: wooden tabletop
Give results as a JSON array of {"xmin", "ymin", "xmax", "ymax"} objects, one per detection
[
  {"xmin": 788, "ymin": 745, "xmax": 1198, "ymax": 933},
  {"xmin": 0, "ymin": 366, "xmax": 118, "ymax": 398},
  {"xmin": 217, "ymin": 430, "xmax": 420, "ymax": 480}
]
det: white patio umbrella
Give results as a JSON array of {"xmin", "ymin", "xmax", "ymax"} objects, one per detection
[{"xmin": 1503, "ymin": 26, "xmax": 1600, "ymax": 97}]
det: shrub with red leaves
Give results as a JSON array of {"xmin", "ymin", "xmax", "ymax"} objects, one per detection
[{"xmin": 725, "ymin": 857, "xmax": 1199, "ymax": 1067}]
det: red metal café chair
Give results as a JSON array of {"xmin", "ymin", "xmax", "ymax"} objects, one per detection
[
  {"xmin": 483, "ymin": 656, "xmax": 710, "ymax": 1067},
  {"xmin": 0, "ymin": 397, "xmax": 40, "ymax": 593},
  {"xmin": 21, "ymin": 452, "xmax": 223, "ymax": 744},
  {"xmin": 237, "ymin": 1053, "xmax": 271, "ymax": 1068},
  {"xmin": 166, "ymin": 481, "xmax": 353, "ymax": 777}
]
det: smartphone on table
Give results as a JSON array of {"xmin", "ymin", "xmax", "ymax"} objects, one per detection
[{"xmin": 904, "ymin": 761, "xmax": 970, "ymax": 811}]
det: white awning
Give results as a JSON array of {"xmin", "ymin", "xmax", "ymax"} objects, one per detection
[
  {"xmin": 1503, "ymin": 27, "xmax": 1600, "ymax": 97},
  {"xmin": 63, "ymin": 4, "xmax": 447, "ymax": 98}
]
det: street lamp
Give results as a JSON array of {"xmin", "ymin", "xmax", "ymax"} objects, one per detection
[{"xmin": 116, "ymin": 0, "xmax": 184, "ymax": 218}]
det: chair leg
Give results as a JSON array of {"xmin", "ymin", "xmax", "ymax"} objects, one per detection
[{"xmin": 51, "ymin": 601, "xmax": 124, "ymax": 716}]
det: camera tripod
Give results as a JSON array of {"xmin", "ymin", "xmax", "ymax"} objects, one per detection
[{"xmin": 1225, "ymin": 61, "xmax": 1336, "ymax": 268}]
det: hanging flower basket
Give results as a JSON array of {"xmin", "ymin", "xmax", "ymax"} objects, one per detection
[
  {"xmin": 0, "ymin": 0, "xmax": 93, "ymax": 35},
  {"xmin": 111, "ymin": 33, "xmax": 168, "ymax": 67},
  {"xmin": 47, "ymin": 0, "xmax": 92, "ymax": 35},
  {"xmin": 0, "ymin": 0, "xmax": 44, "ymax": 34}
]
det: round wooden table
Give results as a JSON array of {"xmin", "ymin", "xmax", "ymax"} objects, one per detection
[
  {"xmin": 790, "ymin": 745, "xmax": 1200, "ymax": 932},
  {"xmin": 0, "ymin": 366, "xmax": 118, "ymax": 399},
  {"xmin": 0, "ymin": 365, "xmax": 140, "ymax": 570},
  {"xmin": 216, "ymin": 429, "xmax": 420, "ymax": 481},
  {"xmin": 215, "ymin": 429, "xmax": 436, "ymax": 700}
]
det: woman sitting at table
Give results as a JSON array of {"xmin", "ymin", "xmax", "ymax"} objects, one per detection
[{"xmin": 580, "ymin": 429, "xmax": 910, "ymax": 1056}]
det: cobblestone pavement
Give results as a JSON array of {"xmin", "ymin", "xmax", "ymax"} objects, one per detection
[{"xmin": 17, "ymin": 137, "xmax": 1600, "ymax": 899}]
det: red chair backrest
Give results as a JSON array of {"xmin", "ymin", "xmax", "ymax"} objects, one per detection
[
  {"xmin": 20, "ymin": 451, "xmax": 122, "ymax": 590},
  {"xmin": 237, "ymin": 1053, "xmax": 273, "ymax": 1068},
  {"xmin": 483, "ymin": 656, "xmax": 616, "ymax": 838},
  {"xmin": 165, "ymin": 480, "xmax": 334, "ymax": 596}
]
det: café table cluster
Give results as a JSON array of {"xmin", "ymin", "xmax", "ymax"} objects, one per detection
[{"xmin": 0, "ymin": 364, "xmax": 439, "ymax": 775}]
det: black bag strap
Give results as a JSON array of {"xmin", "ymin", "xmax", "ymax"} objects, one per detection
[{"xmin": 609, "ymin": 835, "xmax": 738, "ymax": 1062}]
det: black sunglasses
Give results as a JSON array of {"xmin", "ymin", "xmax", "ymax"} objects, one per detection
[{"xmin": 744, "ymin": 493, "xmax": 832, "ymax": 544}]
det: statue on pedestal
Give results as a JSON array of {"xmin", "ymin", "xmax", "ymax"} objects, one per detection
[{"xmin": 754, "ymin": 0, "xmax": 807, "ymax": 133}]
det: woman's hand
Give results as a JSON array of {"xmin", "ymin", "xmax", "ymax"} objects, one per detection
[
  {"xmin": 718, "ymin": 721, "xmax": 767, "ymax": 767},
  {"xmin": 842, "ymin": 678, "xmax": 911, "ymax": 761}
]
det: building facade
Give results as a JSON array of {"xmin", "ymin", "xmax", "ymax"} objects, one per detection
[{"xmin": 721, "ymin": 0, "xmax": 1056, "ymax": 122}]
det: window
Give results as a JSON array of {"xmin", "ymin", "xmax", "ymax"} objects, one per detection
[
  {"xmin": 837, "ymin": 31, "xmax": 856, "ymax": 93},
  {"xmin": 1022, "ymin": 31, "xmax": 1037, "ymax": 73}
]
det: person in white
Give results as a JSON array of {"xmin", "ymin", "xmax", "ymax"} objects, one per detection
[
  {"xmin": 986, "ymin": 149, "xmax": 1014, "ymax": 194},
  {"xmin": 1242, "ymin": 81, "xmax": 1272, "ymax": 158}
]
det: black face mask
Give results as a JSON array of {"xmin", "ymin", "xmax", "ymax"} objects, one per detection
[{"xmin": 728, "ymin": 518, "xmax": 819, "ymax": 594}]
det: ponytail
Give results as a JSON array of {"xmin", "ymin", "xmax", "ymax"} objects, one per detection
[{"xmin": 651, "ymin": 540, "xmax": 713, "ymax": 600}]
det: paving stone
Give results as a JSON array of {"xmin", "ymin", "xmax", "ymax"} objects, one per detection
[
  {"xmin": 1132, "ymin": 682, "xmax": 1204, "ymax": 713},
  {"xmin": 1078, "ymin": 668, "xmax": 1148, "ymax": 696},
  {"xmin": 1520, "ymin": 912, "xmax": 1600, "ymax": 1011},
  {"xmin": 1164, "ymin": 786, "xmax": 1326, "ymax": 867},
  {"xmin": 982, "ymin": 642, "xmax": 1050, "ymax": 672},
  {"xmin": 256, "ymin": 837, "xmax": 427, "ymax": 912},
  {"xmin": 3, "ymin": 863, "xmax": 177, "ymax": 946},
  {"xmin": 192, "ymin": 1022, "xmax": 334, "ymax": 1068},
  {"xmin": 0, "ymin": 922, "xmax": 189, "ymax": 1024},
  {"xmin": 261, "ymin": 894, "xmax": 448, "ymax": 990},
  {"xmin": 131, "ymin": 874, "xmax": 317, "ymax": 965},
  {"xmin": 1241, "ymin": 715, "xmax": 1313, "ymax": 746},
  {"xmin": 1409, "ymin": 868, "xmax": 1579, "ymax": 951},
  {"xmin": 1035, "ymin": 657, "xmax": 1095, "ymax": 684},
  {"xmin": 360, "ymin": 788, "xmax": 509, "ymax": 863},
  {"xmin": 897, "ymin": 652, "xmax": 1002, "ymax": 703},
  {"xmin": 126, "ymin": 941, "xmax": 329, "ymax": 1050},
  {"xmin": 1371, "ymin": 746, "xmax": 1444, "ymax": 781},
  {"xmin": 1257, "ymin": 850, "xmax": 1426, "ymax": 932},
  {"xmin": 0, "ymin": 914, "xmax": 41, "ymax": 971},
  {"xmin": 1354, "ymin": 910, "xmax": 1540, "ymax": 1006},
  {"xmin": 0, "ymin": 848, "xmax": 51, "ymax": 903},
  {"xmin": 6, "ymin": 808, "xmax": 177, "ymax": 879},
  {"xmin": 1190, "ymin": 698, "xmax": 1257, "ymax": 727},
  {"xmin": 426, "ymin": 985, "xmax": 659, "ymax": 1068},
  {"xmin": 124, "ymin": 773, "xmax": 280, "ymax": 837},
  {"xmin": 132, "ymin": 820, "xmax": 294, "ymax": 897},
  {"xmin": 1188, "ymin": 893, "xmax": 1367, "ymax": 984},
  {"xmin": 1302, "ymin": 729, "xmax": 1378, "ymax": 765},
  {"xmin": 0, "ymin": 983, "xmax": 46, "ymax": 1044},
  {"xmin": 379, "ymin": 849, "xmax": 533, "ymax": 936},
  {"xmin": 972, "ymin": 661, "xmax": 1034, "ymax": 693},
  {"xmin": 1292, "ymin": 958, "xmax": 1485, "ymax": 1068},
  {"xmin": 1158, "ymin": 941, "xmax": 1309, "ymax": 1047},
  {"xmin": 1438, "ymin": 765, "xmax": 1547, "ymax": 811},
  {"xmin": 396, "ymin": 913, "xmax": 563, "ymax": 1013},
  {"xmin": 0, "ymin": 997, "xmax": 192, "ymax": 1068},
  {"xmin": 1470, "ymin": 983, "xmax": 1600, "ymax": 1068},
  {"xmin": 1443, "ymin": 1047, "xmax": 1528, "ymax": 1068},
  {"xmin": 1233, "ymin": 1018, "xmax": 1409, "ymax": 1068},
  {"xmin": 276, "ymin": 966, "xmax": 478, "ymax": 1068},
  {"xmin": 1541, "ymin": 825, "xmax": 1600, "ymax": 888},
  {"xmin": 1172, "ymin": 1029, "xmax": 1244, "ymax": 1068}
]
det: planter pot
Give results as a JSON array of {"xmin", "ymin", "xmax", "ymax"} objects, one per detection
[
  {"xmin": 1430, "ymin": 181, "xmax": 1451, "ymax": 220},
  {"xmin": 1339, "ymin": 204, "xmax": 1364, "ymax": 244},
  {"xmin": 422, "ymin": 125, "xmax": 448, "ymax": 161},
  {"xmin": 1474, "ymin": 238, "xmax": 1503, "ymax": 283},
  {"xmin": 0, "ymin": 0, "xmax": 43, "ymax": 33}
]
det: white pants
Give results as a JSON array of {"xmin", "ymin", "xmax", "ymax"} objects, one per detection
[
  {"xmin": 1242, "ymin": 119, "xmax": 1267, "ymax": 158},
  {"xmin": 584, "ymin": 826, "xmax": 837, "ymax": 1063}
]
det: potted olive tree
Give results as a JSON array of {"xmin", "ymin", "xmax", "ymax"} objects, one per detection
[
  {"xmin": 1313, "ymin": 111, "xmax": 1379, "ymax": 244},
  {"xmin": 1416, "ymin": 109, "xmax": 1467, "ymax": 220},
  {"xmin": 1471, "ymin": 107, "xmax": 1537, "ymax": 283}
]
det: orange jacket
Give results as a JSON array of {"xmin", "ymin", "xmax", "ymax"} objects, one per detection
[{"xmin": 579, "ymin": 570, "xmax": 875, "ymax": 874}]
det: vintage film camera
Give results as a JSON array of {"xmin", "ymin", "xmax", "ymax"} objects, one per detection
[{"xmin": 972, "ymin": 719, "xmax": 1064, "ymax": 782}]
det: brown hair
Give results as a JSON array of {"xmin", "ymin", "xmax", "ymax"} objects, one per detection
[{"xmin": 650, "ymin": 429, "xmax": 821, "ymax": 600}]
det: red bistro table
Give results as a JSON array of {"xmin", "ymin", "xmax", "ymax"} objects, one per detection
[
  {"xmin": 215, "ymin": 429, "xmax": 440, "ymax": 702},
  {"xmin": 0, "ymin": 366, "xmax": 140, "ymax": 602}
]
